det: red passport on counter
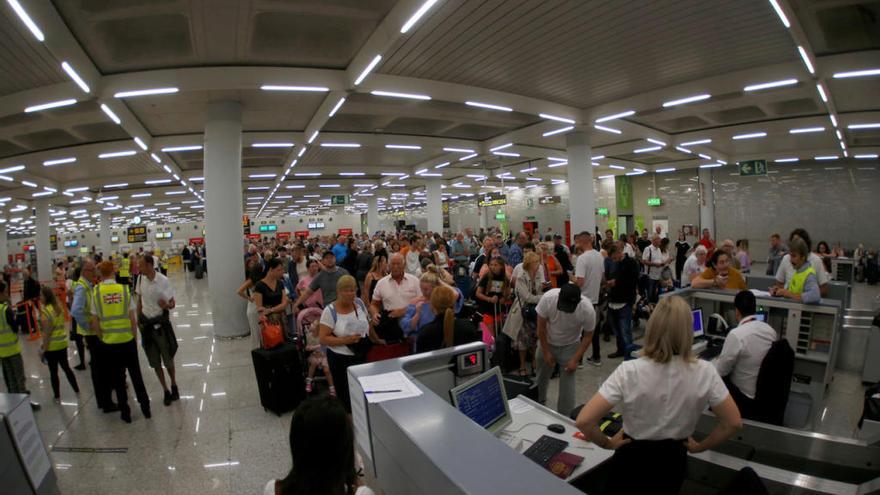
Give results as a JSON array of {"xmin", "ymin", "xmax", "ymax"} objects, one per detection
[{"xmin": 547, "ymin": 451, "xmax": 584, "ymax": 479}]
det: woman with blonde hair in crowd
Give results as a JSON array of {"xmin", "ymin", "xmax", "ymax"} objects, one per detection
[
  {"xmin": 503, "ymin": 252, "xmax": 543, "ymax": 377},
  {"xmin": 576, "ymin": 296, "xmax": 741, "ymax": 493},
  {"xmin": 401, "ymin": 265, "xmax": 463, "ymax": 348},
  {"xmin": 417, "ymin": 285, "xmax": 480, "ymax": 353}
]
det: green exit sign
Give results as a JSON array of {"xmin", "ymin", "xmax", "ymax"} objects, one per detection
[
  {"xmin": 597, "ymin": 207, "xmax": 609, "ymax": 216},
  {"xmin": 738, "ymin": 159, "xmax": 767, "ymax": 176},
  {"xmin": 647, "ymin": 197, "xmax": 662, "ymax": 206},
  {"xmin": 495, "ymin": 212, "xmax": 506, "ymax": 220},
  {"xmin": 330, "ymin": 195, "xmax": 347, "ymax": 205},
  {"xmin": 259, "ymin": 224, "xmax": 277, "ymax": 232}
]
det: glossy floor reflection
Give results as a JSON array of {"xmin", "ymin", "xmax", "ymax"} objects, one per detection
[{"xmin": 18, "ymin": 270, "xmax": 880, "ymax": 494}]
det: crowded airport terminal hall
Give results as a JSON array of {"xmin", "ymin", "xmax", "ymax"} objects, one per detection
[{"xmin": 1, "ymin": 0, "xmax": 880, "ymax": 494}]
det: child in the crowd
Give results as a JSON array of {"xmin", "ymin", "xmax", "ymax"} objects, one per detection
[{"xmin": 305, "ymin": 320, "xmax": 335, "ymax": 396}]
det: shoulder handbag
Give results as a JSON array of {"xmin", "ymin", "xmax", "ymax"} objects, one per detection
[
  {"xmin": 259, "ymin": 315, "xmax": 284, "ymax": 349},
  {"xmin": 520, "ymin": 276, "xmax": 538, "ymax": 322},
  {"xmin": 329, "ymin": 300, "xmax": 373, "ymax": 359}
]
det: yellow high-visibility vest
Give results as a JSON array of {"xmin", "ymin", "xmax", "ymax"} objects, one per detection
[
  {"xmin": 43, "ymin": 306, "xmax": 68, "ymax": 351},
  {"xmin": 788, "ymin": 266, "xmax": 816, "ymax": 295},
  {"xmin": 118, "ymin": 258, "xmax": 131, "ymax": 278},
  {"xmin": 94, "ymin": 283, "xmax": 133, "ymax": 344},
  {"xmin": 0, "ymin": 302, "xmax": 20, "ymax": 358}
]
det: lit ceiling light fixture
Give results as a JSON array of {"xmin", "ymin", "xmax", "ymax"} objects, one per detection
[
  {"xmin": 327, "ymin": 97, "xmax": 347, "ymax": 119},
  {"xmin": 161, "ymin": 145, "xmax": 202, "ymax": 152},
  {"xmin": 594, "ymin": 124, "xmax": 621, "ymax": 134},
  {"xmin": 434, "ymin": 162, "xmax": 450, "ymax": 168},
  {"xmin": 829, "ymin": 114, "xmax": 838, "ymax": 128},
  {"xmin": 249, "ymin": 173, "xmax": 277, "ymax": 179},
  {"xmin": 814, "ymin": 155, "xmax": 838, "ymax": 160},
  {"xmin": 24, "ymin": 99, "xmax": 76, "ymax": 113},
  {"xmin": 547, "ymin": 161, "xmax": 567, "ymax": 168},
  {"xmin": 354, "ymin": 55, "xmax": 382, "ymax": 86},
  {"xmin": 21, "ymin": 180, "xmax": 37, "ymax": 188},
  {"xmin": 320, "ymin": 143, "xmax": 361, "ymax": 148},
  {"xmin": 848, "ymin": 123, "xmax": 880, "ymax": 130},
  {"xmin": 371, "ymin": 90, "xmax": 430, "ymax": 100},
  {"xmin": 65, "ymin": 187, "xmax": 89, "ymax": 193},
  {"xmin": 260, "ymin": 85, "xmax": 329, "ymax": 92},
  {"xmin": 743, "ymin": 78, "xmax": 797, "ymax": 92},
  {"xmin": 459, "ymin": 153, "xmax": 478, "ymax": 161},
  {"xmin": 381, "ymin": 172, "xmax": 405, "ymax": 176},
  {"xmin": 634, "ymin": 146, "xmax": 662, "ymax": 153},
  {"xmin": 680, "ymin": 139, "xmax": 712, "ymax": 147},
  {"xmin": 61, "ymin": 61, "xmax": 90, "ymax": 93},
  {"xmin": 698, "ymin": 153, "xmax": 712, "ymax": 160},
  {"xmin": 465, "ymin": 101, "xmax": 513, "ymax": 112},
  {"xmin": 385, "ymin": 144, "xmax": 422, "ymax": 150},
  {"xmin": 699, "ymin": 163, "xmax": 723, "ymax": 169},
  {"xmin": 816, "ymin": 84, "xmax": 828, "ymax": 103},
  {"xmin": 519, "ymin": 167, "xmax": 537, "ymax": 173},
  {"xmin": 542, "ymin": 126, "xmax": 574, "ymax": 137},
  {"xmin": 7, "ymin": 0, "xmax": 44, "ymax": 41},
  {"xmin": 114, "ymin": 87, "xmax": 179, "ymax": 98},
  {"xmin": 767, "ymin": 0, "xmax": 790, "ymax": 27},
  {"xmin": 493, "ymin": 151, "xmax": 520, "ymax": 157},
  {"xmin": 662, "ymin": 94, "xmax": 710, "ymax": 108},
  {"xmin": 789, "ymin": 127, "xmax": 825, "ymax": 134},
  {"xmin": 854, "ymin": 154, "xmax": 878, "ymax": 159},
  {"xmin": 319, "ymin": 184, "xmax": 341, "ymax": 188},
  {"xmin": 252, "ymin": 142, "xmax": 294, "ymax": 148},
  {"xmin": 775, "ymin": 158, "xmax": 799, "ymax": 163},
  {"xmin": 732, "ymin": 132, "xmax": 767, "ymax": 140},
  {"xmin": 32, "ymin": 191, "xmax": 53, "ymax": 197},
  {"xmin": 419, "ymin": 172, "xmax": 442, "ymax": 177},
  {"xmin": 598, "ymin": 175, "xmax": 614, "ymax": 179},
  {"xmin": 608, "ymin": 165, "xmax": 626, "ymax": 170},
  {"xmin": 43, "ymin": 157, "xmax": 76, "ymax": 167},
  {"xmin": 490, "ymin": 143, "xmax": 513, "ymax": 152},
  {"xmin": 646, "ymin": 138, "xmax": 667, "ymax": 147},
  {"xmin": 0, "ymin": 165, "xmax": 25, "ymax": 174},
  {"xmin": 539, "ymin": 113, "xmax": 575, "ymax": 124},
  {"xmin": 595, "ymin": 110, "xmax": 635, "ymax": 123},
  {"xmin": 401, "ymin": 0, "xmax": 439, "ymax": 33},
  {"xmin": 339, "ymin": 172, "xmax": 365, "ymax": 176},
  {"xmin": 104, "ymin": 183, "xmax": 128, "ymax": 189},
  {"xmin": 134, "ymin": 137, "xmax": 148, "ymax": 150},
  {"xmin": 833, "ymin": 68, "xmax": 880, "ymax": 79},
  {"xmin": 307, "ymin": 131, "xmax": 319, "ymax": 144},
  {"xmin": 797, "ymin": 46, "xmax": 815, "ymax": 75},
  {"xmin": 99, "ymin": 150, "xmax": 137, "ymax": 159},
  {"xmin": 675, "ymin": 147, "xmax": 692, "ymax": 154},
  {"xmin": 656, "ymin": 167, "xmax": 676, "ymax": 173},
  {"xmin": 294, "ymin": 172, "xmax": 321, "ymax": 177},
  {"xmin": 145, "ymin": 179, "xmax": 171, "ymax": 185},
  {"xmin": 286, "ymin": 185, "xmax": 306, "ymax": 189}
]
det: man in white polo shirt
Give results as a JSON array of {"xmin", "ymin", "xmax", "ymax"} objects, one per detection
[
  {"xmin": 370, "ymin": 254, "xmax": 421, "ymax": 341},
  {"xmin": 136, "ymin": 253, "xmax": 180, "ymax": 406},
  {"xmin": 535, "ymin": 283, "xmax": 596, "ymax": 414}
]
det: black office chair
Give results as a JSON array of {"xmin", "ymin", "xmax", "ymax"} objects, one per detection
[{"xmin": 752, "ymin": 339, "xmax": 795, "ymax": 425}]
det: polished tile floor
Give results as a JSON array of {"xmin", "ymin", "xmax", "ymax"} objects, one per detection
[{"xmin": 12, "ymin": 270, "xmax": 878, "ymax": 494}]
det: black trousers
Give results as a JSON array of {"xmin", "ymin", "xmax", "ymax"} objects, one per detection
[
  {"xmin": 104, "ymin": 339, "xmax": 150, "ymax": 412},
  {"xmin": 327, "ymin": 350, "xmax": 364, "ymax": 413},
  {"xmin": 723, "ymin": 376, "xmax": 758, "ymax": 421},
  {"xmin": 607, "ymin": 436, "xmax": 687, "ymax": 494},
  {"xmin": 85, "ymin": 335, "xmax": 112, "ymax": 408},
  {"xmin": 70, "ymin": 319, "xmax": 86, "ymax": 365},
  {"xmin": 44, "ymin": 348, "xmax": 79, "ymax": 398}
]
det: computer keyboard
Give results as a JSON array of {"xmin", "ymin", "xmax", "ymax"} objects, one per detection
[
  {"xmin": 699, "ymin": 344, "xmax": 722, "ymax": 360},
  {"xmin": 523, "ymin": 435, "xmax": 569, "ymax": 468}
]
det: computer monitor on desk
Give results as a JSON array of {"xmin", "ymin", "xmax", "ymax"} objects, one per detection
[
  {"xmin": 692, "ymin": 309, "xmax": 704, "ymax": 338},
  {"xmin": 449, "ymin": 366, "xmax": 512, "ymax": 434}
]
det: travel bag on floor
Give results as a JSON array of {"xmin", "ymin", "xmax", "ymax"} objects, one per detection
[
  {"xmin": 195, "ymin": 261, "xmax": 204, "ymax": 279},
  {"xmin": 503, "ymin": 374, "xmax": 539, "ymax": 402},
  {"xmin": 251, "ymin": 342, "xmax": 305, "ymax": 415}
]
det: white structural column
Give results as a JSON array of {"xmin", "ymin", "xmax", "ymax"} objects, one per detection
[
  {"xmin": 0, "ymin": 223, "xmax": 7, "ymax": 270},
  {"xmin": 367, "ymin": 196, "xmax": 379, "ymax": 235},
  {"xmin": 204, "ymin": 101, "xmax": 248, "ymax": 338},
  {"xmin": 566, "ymin": 131, "xmax": 596, "ymax": 235},
  {"xmin": 99, "ymin": 212, "xmax": 111, "ymax": 256},
  {"xmin": 426, "ymin": 179, "xmax": 443, "ymax": 233},
  {"xmin": 34, "ymin": 201, "xmax": 52, "ymax": 282},
  {"xmin": 698, "ymin": 167, "xmax": 715, "ymax": 238}
]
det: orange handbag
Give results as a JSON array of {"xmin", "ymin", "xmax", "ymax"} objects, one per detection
[{"xmin": 260, "ymin": 316, "xmax": 284, "ymax": 349}]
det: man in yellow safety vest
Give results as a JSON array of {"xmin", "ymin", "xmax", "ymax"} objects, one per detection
[
  {"xmin": 770, "ymin": 238, "xmax": 821, "ymax": 304},
  {"xmin": 0, "ymin": 280, "xmax": 39, "ymax": 410},
  {"xmin": 90, "ymin": 261, "xmax": 150, "ymax": 423},
  {"xmin": 71, "ymin": 259, "xmax": 117, "ymax": 412}
]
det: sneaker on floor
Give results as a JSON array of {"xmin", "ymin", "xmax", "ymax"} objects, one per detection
[
  {"xmin": 607, "ymin": 352, "xmax": 624, "ymax": 359},
  {"xmin": 163, "ymin": 390, "xmax": 172, "ymax": 406},
  {"xmin": 586, "ymin": 357, "xmax": 602, "ymax": 367}
]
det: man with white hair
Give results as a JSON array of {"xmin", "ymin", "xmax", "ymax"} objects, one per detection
[{"xmin": 681, "ymin": 245, "xmax": 708, "ymax": 288}]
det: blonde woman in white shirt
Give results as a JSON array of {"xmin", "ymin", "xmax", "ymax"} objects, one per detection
[{"xmin": 576, "ymin": 295, "xmax": 741, "ymax": 493}]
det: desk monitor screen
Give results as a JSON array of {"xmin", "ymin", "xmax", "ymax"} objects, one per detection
[
  {"xmin": 449, "ymin": 367, "xmax": 511, "ymax": 434},
  {"xmin": 692, "ymin": 309, "xmax": 704, "ymax": 338}
]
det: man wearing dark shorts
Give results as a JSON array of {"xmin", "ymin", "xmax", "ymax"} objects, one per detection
[{"xmin": 136, "ymin": 254, "xmax": 180, "ymax": 406}]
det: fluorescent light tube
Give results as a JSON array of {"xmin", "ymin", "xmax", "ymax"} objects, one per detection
[
  {"xmin": 608, "ymin": 165, "xmax": 626, "ymax": 170},
  {"xmin": 848, "ymin": 123, "xmax": 880, "ymax": 130},
  {"xmin": 99, "ymin": 150, "xmax": 137, "ymax": 159},
  {"xmin": 145, "ymin": 179, "xmax": 171, "ymax": 185},
  {"xmin": 543, "ymin": 126, "xmax": 574, "ymax": 137},
  {"xmin": 789, "ymin": 127, "xmax": 825, "ymax": 134},
  {"xmin": 355, "ymin": 55, "xmax": 382, "ymax": 86},
  {"xmin": 339, "ymin": 172, "xmax": 365, "ymax": 176},
  {"xmin": 104, "ymin": 183, "xmax": 128, "ymax": 188},
  {"xmin": 25, "ymin": 99, "xmax": 76, "ymax": 113},
  {"xmin": 465, "ymin": 101, "xmax": 513, "ymax": 112},
  {"xmin": 385, "ymin": 144, "xmax": 421, "ymax": 150},
  {"xmin": 371, "ymin": 90, "xmax": 431, "ymax": 100},
  {"xmin": 743, "ymin": 78, "xmax": 797, "ymax": 92},
  {"xmin": 321, "ymin": 143, "xmax": 360, "ymax": 148},
  {"xmin": 634, "ymin": 146, "xmax": 662, "ymax": 153},
  {"xmin": 294, "ymin": 173, "xmax": 321, "ymax": 176},
  {"xmin": 656, "ymin": 167, "xmax": 676, "ymax": 173},
  {"xmin": 307, "ymin": 131, "xmax": 319, "ymax": 144},
  {"xmin": 0, "ymin": 165, "xmax": 25, "ymax": 174},
  {"xmin": 459, "ymin": 153, "xmax": 478, "ymax": 161},
  {"xmin": 252, "ymin": 142, "xmax": 294, "ymax": 148},
  {"xmin": 768, "ymin": 0, "xmax": 790, "ymax": 28},
  {"xmin": 732, "ymin": 132, "xmax": 767, "ymax": 140},
  {"xmin": 493, "ymin": 151, "xmax": 520, "ymax": 157},
  {"xmin": 676, "ymin": 147, "xmax": 692, "ymax": 154},
  {"xmin": 854, "ymin": 154, "xmax": 878, "ymax": 159},
  {"xmin": 443, "ymin": 147, "xmax": 474, "ymax": 153},
  {"xmin": 401, "ymin": 0, "xmax": 439, "ymax": 33},
  {"xmin": 134, "ymin": 137, "xmax": 147, "ymax": 150},
  {"xmin": 260, "ymin": 85, "xmax": 328, "ymax": 92},
  {"xmin": 662, "ymin": 94, "xmax": 710, "ymax": 107},
  {"xmin": 595, "ymin": 110, "xmax": 635, "ymax": 123},
  {"xmin": 434, "ymin": 162, "xmax": 450, "ymax": 168},
  {"xmin": 100, "ymin": 104, "xmax": 121, "ymax": 124},
  {"xmin": 594, "ymin": 124, "xmax": 621, "ymax": 134},
  {"xmin": 698, "ymin": 153, "xmax": 712, "ymax": 160},
  {"xmin": 797, "ymin": 46, "xmax": 815, "ymax": 75},
  {"xmin": 699, "ymin": 163, "xmax": 723, "ymax": 169},
  {"xmin": 646, "ymin": 138, "xmax": 667, "ymax": 146},
  {"xmin": 21, "ymin": 180, "xmax": 37, "ymax": 188},
  {"xmin": 161, "ymin": 145, "xmax": 202, "ymax": 152},
  {"xmin": 328, "ymin": 97, "xmax": 346, "ymax": 117},
  {"xmin": 814, "ymin": 155, "xmax": 838, "ymax": 160},
  {"xmin": 7, "ymin": 0, "xmax": 44, "ymax": 41},
  {"xmin": 547, "ymin": 161, "xmax": 567, "ymax": 168},
  {"xmin": 490, "ymin": 143, "xmax": 513, "ymax": 152},
  {"xmin": 832, "ymin": 68, "xmax": 880, "ymax": 79},
  {"xmin": 43, "ymin": 157, "xmax": 76, "ymax": 167},
  {"xmin": 816, "ymin": 84, "xmax": 828, "ymax": 103},
  {"xmin": 61, "ymin": 62, "xmax": 90, "ymax": 93},
  {"xmin": 114, "ymin": 87, "xmax": 179, "ymax": 98},
  {"xmin": 248, "ymin": 174, "xmax": 277, "ymax": 179},
  {"xmin": 539, "ymin": 113, "xmax": 575, "ymax": 124}
]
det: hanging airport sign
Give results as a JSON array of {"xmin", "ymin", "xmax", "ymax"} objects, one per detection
[
  {"xmin": 738, "ymin": 159, "xmax": 767, "ymax": 176},
  {"xmin": 330, "ymin": 195, "xmax": 348, "ymax": 205},
  {"xmin": 50, "ymin": 234, "xmax": 57, "ymax": 250},
  {"xmin": 338, "ymin": 228, "xmax": 353, "ymax": 236},
  {"xmin": 647, "ymin": 197, "xmax": 662, "ymax": 206},
  {"xmin": 539, "ymin": 195, "xmax": 561, "ymax": 205},
  {"xmin": 294, "ymin": 231, "xmax": 309, "ymax": 238},
  {"xmin": 259, "ymin": 224, "xmax": 277, "ymax": 232},
  {"xmin": 127, "ymin": 226, "xmax": 147, "ymax": 243},
  {"xmin": 479, "ymin": 193, "xmax": 507, "ymax": 207}
]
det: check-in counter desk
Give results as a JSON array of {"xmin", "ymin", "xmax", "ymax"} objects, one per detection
[
  {"xmin": 666, "ymin": 288, "xmax": 841, "ymax": 429},
  {"xmin": 348, "ymin": 342, "xmax": 879, "ymax": 494}
]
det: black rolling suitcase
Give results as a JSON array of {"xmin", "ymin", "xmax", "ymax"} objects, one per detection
[
  {"xmin": 251, "ymin": 343, "xmax": 305, "ymax": 415},
  {"xmin": 194, "ymin": 261, "xmax": 204, "ymax": 279}
]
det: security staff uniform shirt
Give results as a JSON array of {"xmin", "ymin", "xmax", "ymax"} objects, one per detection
[
  {"xmin": 714, "ymin": 316, "xmax": 776, "ymax": 398},
  {"xmin": 94, "ymin": 279, "xmax": 137, "ymax": 312},
  {"xmin": 774, "ymin": 252, "xmax": 830, "ymax": 287},
  {"xmin": 137, "ymin": 272, "xmax": 174, "ymax": 319}
]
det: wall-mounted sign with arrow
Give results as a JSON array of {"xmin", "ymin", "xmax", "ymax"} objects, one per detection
[{"xmin": 738, "ymin": 159, "xmax": 767, "ymax": 176}]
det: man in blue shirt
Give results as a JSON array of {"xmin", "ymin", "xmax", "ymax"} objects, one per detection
[
  {"xmin": 331, "ymin": 235, "xmax": 348, "ymax": 265},
  {"xmin": 507, "ymin": 232, "xmax": 527, "ymax": 267}
]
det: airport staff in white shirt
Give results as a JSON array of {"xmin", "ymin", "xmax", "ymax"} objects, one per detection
[
  {"xmin": 714, "ymin": 291, "xmax": 776, "ymax": 413},
  {"xmin": 575, "ymin": 296, "xmax": 741, "ymax": 494},
  {"xmin": 773, "ymin": 228, "xmax": 829, "ymax": 296}
]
